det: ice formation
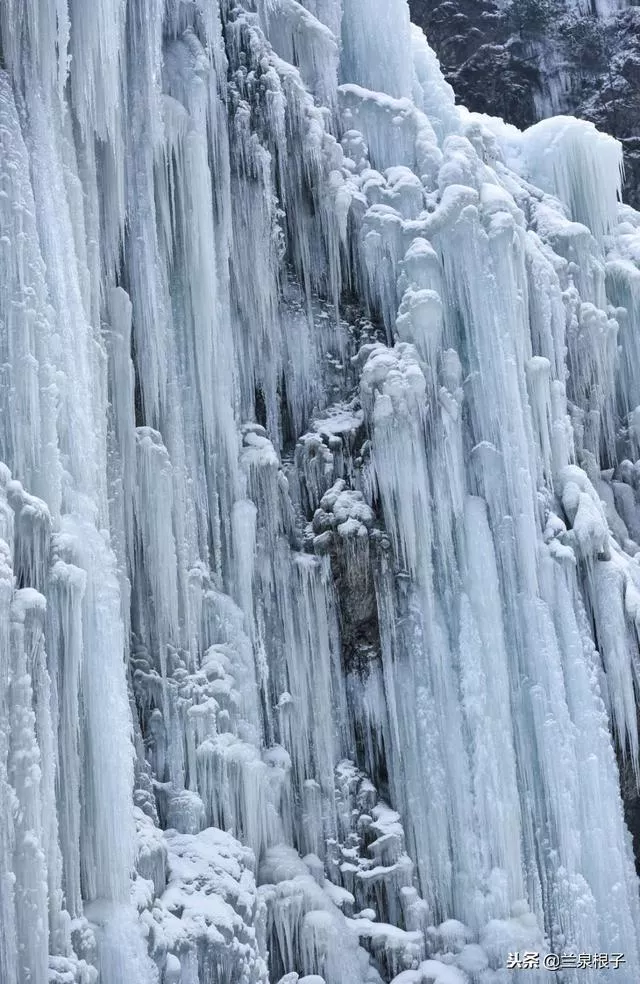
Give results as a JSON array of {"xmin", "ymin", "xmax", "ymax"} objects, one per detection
[{"xmin": 2, "ymin": 1, "xmax": 640, "ymax": 982}]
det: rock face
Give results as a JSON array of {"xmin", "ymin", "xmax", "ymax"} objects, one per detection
[
  {"xmin": 410, "ymin": 0, "xmax": 640, "ymax": 206},
  {"xmin": 4, "ymin": 1, "xmax": 640, "ymax": 983}
]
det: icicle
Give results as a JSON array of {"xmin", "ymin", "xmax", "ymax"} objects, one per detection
[
  {"xmin": 258, "ymin": 0, "xmax": 340, "ymax": 109},
  {"xmin": 0, "ymin": 537, "xmax": 17, "ymax": 984},
  {"xmin": 523, "ymin": 116, "xmax": 623, "ymax": 241},
  {"xmin": 9, "ymin": 589, "xmax": 50, "ymax": 984},
  {"xmin": 340, "ymin": 0, "xmax": 413, "ymax": 100},
  {"xmin": 47, "ymin": 547, "xmax": 86, "ymax": 920},
  {"xmin": 65, "ymin": 518, "xmax": 135, "ymax": 907},
  {"xmin": 2, "ymin": 0, "xmax": 640, "ymax": 980}
]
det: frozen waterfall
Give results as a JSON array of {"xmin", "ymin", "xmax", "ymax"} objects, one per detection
[{"xmin": 2, "ymin": 1, "xmax": 640, "ymax": 982}]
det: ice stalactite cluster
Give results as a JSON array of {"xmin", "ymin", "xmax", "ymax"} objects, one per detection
[{"xmin": 3, "ymin": 0, "xmax": 640, "ymax": 982}]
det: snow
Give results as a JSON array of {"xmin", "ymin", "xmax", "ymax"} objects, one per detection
[
  {"xmin": 391, "ymin": 963, "xmax": 467, "ymax": 984},
  {"xmin": 158, "ymin": 826, "xmax": 269, "ymax": 983},
  {"xmin": 2, "ymin": 1, "xmax": 640, "ymax": 983}
]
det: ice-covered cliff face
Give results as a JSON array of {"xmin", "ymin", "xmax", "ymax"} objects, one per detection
[
  {"xmin": 410, "ymin": 0, "xmax": 640, "ymax": 208},
  {"xmin": 3, "ymin": 1, "xmax": 640, "ymax": 983}
]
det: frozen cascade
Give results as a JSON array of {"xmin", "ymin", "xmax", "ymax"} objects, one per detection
[{"xmin": 3, "ymin": 1, "xmax": 640, "ymax": 983}]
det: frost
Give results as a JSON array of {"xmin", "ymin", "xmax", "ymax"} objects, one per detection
[{"xmin": 1, "ymin": 0, "xmax": 640, "ymax": 983}]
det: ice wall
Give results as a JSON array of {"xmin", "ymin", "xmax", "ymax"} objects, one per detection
[{"xmin": 2, "ymin": 1, "xmax": 640, "ymax": 983}]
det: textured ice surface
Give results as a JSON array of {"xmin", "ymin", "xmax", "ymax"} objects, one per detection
[{"xmin": 2, "ymin": 1, "xmax": 640, "ymax": 983}]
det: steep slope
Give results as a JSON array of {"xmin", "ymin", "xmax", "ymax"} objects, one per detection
[{"xmin": 2, "ymin": 2, "xmax": 640, "ymax": 984}]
